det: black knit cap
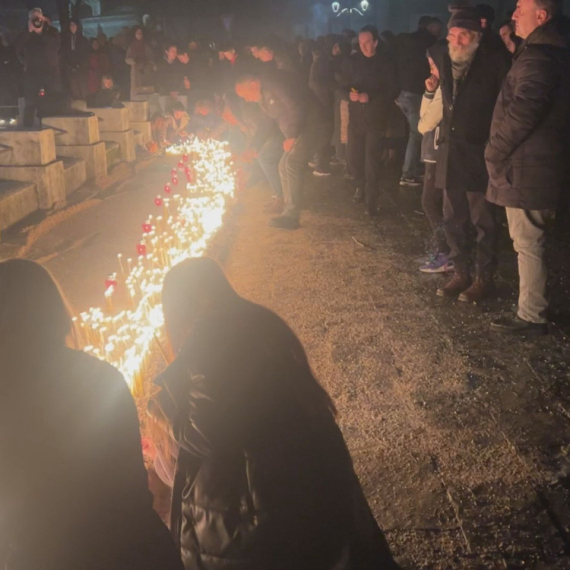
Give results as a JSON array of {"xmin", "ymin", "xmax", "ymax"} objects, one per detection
[{"xmin": 448, "ymin": 1, "xmax": 483, "ymax": 32}]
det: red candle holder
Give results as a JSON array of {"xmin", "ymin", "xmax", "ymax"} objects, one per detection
[
  {"xmin": 182, "ymin": 154, "xmax": 188, "ymax": 162},
  {"xmin": 172, "ymin": 177, "xmax": 179, "ymax": 186},
  {"xmin": 154, "ymin": 196, "xmax": 163, "ymax": 207},
  {"xmin": 164, "ymin": 183, "xmax": 172, "ymax": 194},
  {"xmin": 137, "ymin": 243, "xmax": 147, "ymax": 256},
  {"xmin": 142, "ymin": 222, "xmax": 152, "ymax": 233},
  {"xmin": 105, "ymin": 275, "xmax": 118, "ymax": 289}
]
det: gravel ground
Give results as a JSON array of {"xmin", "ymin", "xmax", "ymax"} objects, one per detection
[{"xmin": 223, "ymin": 171, "xmax": 570, "ymax": 569}]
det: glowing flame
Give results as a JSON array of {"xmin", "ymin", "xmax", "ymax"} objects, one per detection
[{"xmin": 75, "ymin": 137, "xmax": 236, "ymax": 391}]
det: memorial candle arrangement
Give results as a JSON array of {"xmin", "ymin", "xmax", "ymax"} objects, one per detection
[{"xmin": 75, "ymin": 137, "xmax": 236, "ymax": 392}]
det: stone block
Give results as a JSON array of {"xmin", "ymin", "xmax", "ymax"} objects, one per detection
[
  {"xmin": 123, "ymin": 100, "xmax": 149, "ymax": 121},
  {"xmin": 104, "ymin": 141, "xmax": 121, "ymax": 170},
  {"xmin": 130, "ymin": 120, "xmax": 152, "ymax": 145},
  {"xmin": 89, "ymin": 107, "xmax": 130, "ymax": 132},
  {"xmin": 0, "ymin": 180, "xmax": 39, "ymax": 231},
  {"xmin": 43, "ymin": 115, "xmax": 100, "ymax": 145},
  {"xmin": 61, "ymin": 156, "xmax": 87, "ymax": 196},
  {"xmin": 0, "ymin": 129, "xmax": 56, "ymax": 167},
  {"xmin": 71, "ymin": 100, "xmax": 87, "ymax": 111},
  {"xmin": 56, "ymin": 141, "xmax": 107, "ymax": 179},
  {"xmin": 0, "ymin": 160, "xmax": 65, "ymax": 209},
  {"xmin": 100, "ymin": 130, "xmax": 136, "ymax": 162}
]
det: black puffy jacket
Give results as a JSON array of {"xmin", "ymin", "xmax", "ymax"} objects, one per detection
[
  {"xmin": 153, "ymin": 297, "xmax": 400, "ymax": 570},
  {"xmin": 485, "ymin": 17, "xmax": 570, "ymax": 210}
]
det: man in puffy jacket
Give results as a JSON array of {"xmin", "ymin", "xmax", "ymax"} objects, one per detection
[{"xmin": 486, "ymin": 0, "xmax": 570, "ymax": 335}]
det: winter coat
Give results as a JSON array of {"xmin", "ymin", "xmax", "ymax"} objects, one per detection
[
  {"xmin": 61, "ymin": 31, "xmax": 90, "ymax": 73},
  {"xmin": 15, "ymin": 24, "xmax": 60, "ymax": 77},
  {"xmin": 419, "ymin": 87, "xmax": 443, "ymax": 163},
  {"xmin": 485, "ymin": 16, "xmax": 570, "ymax": 210},
  {"xmin": 436, "ymin": 41, "xmax": 511, "ymax": 193},
  {"xmin": 344, "ymin": 49, "xmax": 399, "ymax": 134},
  {"xmin": 152, "ymin": 297, "xmax": 400, "ymax": 570},
  {"xmin": 395, "ymin": 28, "xmax": 436, "ymax": 95},
  {"xmin": 87, "ymin": 48, "xmax": 110, "ymax": 94},
  {"xmin": 1, "ymin": 348, "xmax": 183, "ymax": 570},
  {"xmin": 259, "ymin": 69, "xmax": 328, "ymax": 139}
]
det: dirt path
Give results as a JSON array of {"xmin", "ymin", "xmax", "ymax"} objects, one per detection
[{"xmin": 224, "ymin": 175, "xmax": 570, "ymax": 569}]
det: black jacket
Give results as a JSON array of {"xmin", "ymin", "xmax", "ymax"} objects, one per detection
[
  {"xmin": 60, "ymin": 30, "xmax": 90, "ymax": 72},
  {"xmin": 344, "ymin": 49, "xmax": 399, "ymax": 134},
  {"xmin": 2, "ymin": 348, "xmax": 183, "ymax": 570},
  {"xmin": 153, "ymin": 297, "xmax": 400, "ymax": 570},
  {"xmin": 485, "ymin": 17, "xmax": 570, "ymax": 210},
  {"xmin": 15, "ymin": 24, "xmax": 60, "ymax": 77},
  {"xmin": 395, "ymin": 28, "xmax": 436, "ymax": 95},
  {"xmin": 309, "ymin": 53, "xmax": 336, "ymax": 112},
  {"xmin": 259, "ymin": 69, "xmax": 328, "ymax": 139},
  {"xmin": 436, "ymin": 41, "xmax": 511, "ymax": 193},
  {"xmin": 156, "ymin": 57, "xmax": 184, "ymax": 95}
]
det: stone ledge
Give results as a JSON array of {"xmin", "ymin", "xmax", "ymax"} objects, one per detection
[
  {"xmin": 61, "ymin": 156, "xmax": 87, "ymax": 196},
  {"xmin": 100, "ymin": 130, "xmax": 136, "ymax": 163},
  {"xmin": 43, "ymin": 115, "xmax": 100, "ymax": 145},
  {"xmin": 0, "ymin": 129, "xmax": 56, "ymax": 167},
  {"xmin": 0, "ymin": 180, "xmax": 39, "ymax": 231},
  {"xmin": 56, "ymin": 141, "xmax": 107, "ymax": 179},
  {"xmin": 88, "ymin": 107, "xmax": 130, "ymax": 132}
]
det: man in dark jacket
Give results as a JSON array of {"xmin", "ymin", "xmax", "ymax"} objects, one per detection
[
  {"xmin": 236, "ymin": 71, "xmax": 329, "ymax": 230},
  {"xmin": 396, "ymin": 16, "xmax": 442, "ymax": 187},
  {"xmin": 436, "ymin": 6, "xmax": 511, "ymax": 302},
  {"xmin": 486, "ymin": 0, "xmax": 570, "ymax": 334},
  {"xmin": 346, "ymin": 25, "xmax": 399, "ymax": 216},
  {"xmin": 156, "ymin": 42, "xmax": 184, "ymax": 96},
  {"xmin": 15, "ymin": 8, "xmax": 62, "ymax": 127}
]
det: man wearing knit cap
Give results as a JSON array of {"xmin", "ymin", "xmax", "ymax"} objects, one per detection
[{"xmin": 435, "ymin": 2, "xmax": 511, "ymax": 302}]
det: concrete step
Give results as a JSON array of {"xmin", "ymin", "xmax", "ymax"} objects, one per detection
[
  {"xmin": 0, "ymin": 179, "xmax": 39, "ymax": 231},
  {"xmin": 104, "ymin": 141, "xmax": 121, "ymax": 170},
  {"xmin": 60, "ymin": 156, "xmax": 86, "ymax": 196}
]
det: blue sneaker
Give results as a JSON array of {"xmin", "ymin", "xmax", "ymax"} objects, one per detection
[{"xmin": 419, "ymin": 253, "xmax": 454, "ymax": 274}]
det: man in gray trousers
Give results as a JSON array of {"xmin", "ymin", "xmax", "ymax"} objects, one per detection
[{"xmin": 485, "ymin": 0, "xmax": 570, "ymax": 334}]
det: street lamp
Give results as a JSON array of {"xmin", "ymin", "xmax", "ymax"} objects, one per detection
[
  {"xmin": 361, "ymin": 0, "xmax": 370, "ymax": 10},
  {"xmin": 332, "ymin": 1, "xmax": 341, "ymax": 13}
]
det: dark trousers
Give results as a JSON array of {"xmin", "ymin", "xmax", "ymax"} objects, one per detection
[
  {"xmin": 347, "ymin": 124, "xmax": 385, "ymax": 207},
  {"xmin": 422, "ymin": 162, "xmax": 448, "ymax": 254},
  {"xmin": 23, "ymin": 71, "xmax": 62, "ymax": 127},
  {"xmin": 315, "ymin": 120, "xmax": 334, "ymax": 172},
  {"xmin": 443, "ymin": 188, "xmax": 498, "ymax": 276},
  {"xmin": 66, "ymin": 70, "xmax": 88, "ymax": 101}
]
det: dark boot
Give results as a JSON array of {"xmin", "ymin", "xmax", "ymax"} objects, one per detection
[
  {"xmin": 366, "ymin": 194, "xmax": 379, "ymax": 217},
  {"xmin": 458, "ymin": 276, "xmax": 495, "ymax": 303},
  {"xmin": 353, "ymin": 187, "xmax": 364, "ymax": 203},
  {"xmin": 437, "ymin": 271, "xmax": 471, "ymax": 298}
]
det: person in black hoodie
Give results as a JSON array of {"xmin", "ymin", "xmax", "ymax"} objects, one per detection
[
  {"xmin": 395, "ymin": 16, "xmax": 442, "ymax": 187},
  {"xmin": 345, "ymin": 25, "xmax": 398, "ymax": 216},
  {"xmin": 60, "ymin": 18, "xmax": 89, "ymax": 100},
  {"xmin": 15, "ymin": 8, "xmax": 62, "ymax": 127},
  {"xmin": 149, "ymin": 257, "xmax": 401, "ymax": 570}
]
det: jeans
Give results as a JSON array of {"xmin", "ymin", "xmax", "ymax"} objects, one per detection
[
  {"xmin": 421, "ymin": 162, "xmax": 448, "ymax": 254},
  {"xmin": 396, "ymin": 91, "xmax": 423, "ymax": 179},
  {"xmin": 257, "ymin": 133, "xmax": 284, "ymax": 198},
  {"xmin": 506, "ymin": 207, "xmax": 555, "ymax": 324},
  {"xmin": 443, "ymin": 189, "xmax": 498, "ymax": 276},
  {"xmin": 347, "ymin": 124, "xmax": 385, "ymax": 209},
  {"xmin": 279, "ymin": 131, "xmax": 315, "ymax": 220}
]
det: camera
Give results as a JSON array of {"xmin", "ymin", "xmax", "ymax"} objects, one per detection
[{"xmin": 32, "ymin": 18, "xmax": 43, "ymax": 29}]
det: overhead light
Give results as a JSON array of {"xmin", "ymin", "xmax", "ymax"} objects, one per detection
[
  {"xmin": 361, "ymin": 0, "xmax": 370, "ymax": 11},
  {"xmin": 332, "ymin": 1, "xmax": 340, "ymax": 12}
]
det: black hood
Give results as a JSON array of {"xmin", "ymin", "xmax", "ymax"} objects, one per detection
[{"xmin": 525, "ymin": 15, "xmax": 570, "ymax": 49}]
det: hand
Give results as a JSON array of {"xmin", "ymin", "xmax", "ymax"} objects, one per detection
[
  {"xmin": 241, "ymin": 148, "xmax": 258, "ymax": 163},
  {"xmin": 358, "ymin": 92, "xmax": 369, "ymax": 103},
  {"xmin": 349, "ymin": 91, "xmax": 360, "ymax": 102},
  {"xmin": 283, "ymin": 138, "xmax": 297, "ymax": 152},
  {"xmin": 425, "ymin": 74, "xmax": 439, "ymax": 93}
]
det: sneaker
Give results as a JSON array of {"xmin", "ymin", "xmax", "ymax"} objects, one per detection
[
  {"xmin": 269, "ymin": 215, "xmax": 300, "ymax": 230},
  {"xmin": 491, "ymin": 316, "xmax": 548, "ymax": 336},
  {"xmin": 313, "ymin": 169, "xmax": 332, "ymax": 177},
  {"xmin": 400, "ymin": 176, "xmax": 422, "ymax": 187},
  {"xmin": 436, "ymin": 272, "xmax": 471, "ymax": 298},
  {"xmin": 419, "ymin": 253, "xmax": 454, "ymax": 274},
  {"xmin": 458, "ymin": 277, "xmax": 496, "ymax": 303}
]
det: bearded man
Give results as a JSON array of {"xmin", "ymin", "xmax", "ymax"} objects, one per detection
[{"xmin": 435, "ymin": 4, "xmax": 511, "ymax": 302}]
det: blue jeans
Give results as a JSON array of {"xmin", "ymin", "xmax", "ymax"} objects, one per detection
[
  {"xmin": 396, "ymin": 91, "xmax": 423, "ymax": 179},
  {"xmin": 257, "ymin": 133, "xmax": 284, "ymax": 197}
]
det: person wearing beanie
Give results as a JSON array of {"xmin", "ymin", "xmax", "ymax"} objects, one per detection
[
  {"xmin": 486, "ymin": 0, "xmax": 570, "ymax": 335},
  {"xmin": 435, "ymin": 2, "xmax": 511, "ymax": 303}
]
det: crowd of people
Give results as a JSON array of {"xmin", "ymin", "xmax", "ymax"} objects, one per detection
[{"xmin": 1, "ymin": 0, "xmax": 570, "ymax": 567}]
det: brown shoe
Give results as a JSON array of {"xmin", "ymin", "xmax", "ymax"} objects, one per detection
[
  {"xmin": 264, "ymin": 196, "xmax": 284, "ymax": 214},
  {"xmin": 458, "ymin": 277, "xmax": 495, "ymax": 303},
  {"xmin": 436, "ymin": 272, "xmax": 471, "ymax": 298}
]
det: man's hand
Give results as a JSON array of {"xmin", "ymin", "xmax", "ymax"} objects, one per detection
[
  {"xmin": 241, "ymin": 148, "xmax": 259, "ymax": 163},
  {"xmin": 425, "ymin": 74, "xmax": 440, "ymax": 93},
  {"xmin": 358, "ymin": 92, "xmax": 369, "ymax": 103},
  {"xmin": 349, "ymin": 91, "xmax": 360, "ymax": 102},
  {"xmin": 283, "ymin": 138, "xmax": 297, "ymax": 153}
]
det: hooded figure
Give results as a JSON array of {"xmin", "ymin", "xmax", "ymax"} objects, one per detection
[
  {"xmin": 149, "ymin": 258, "xmax": 401, "ymax": 570},
  {"xmin": 61, "ymin": 18, "xmax": 89, "ymax": 100}
]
